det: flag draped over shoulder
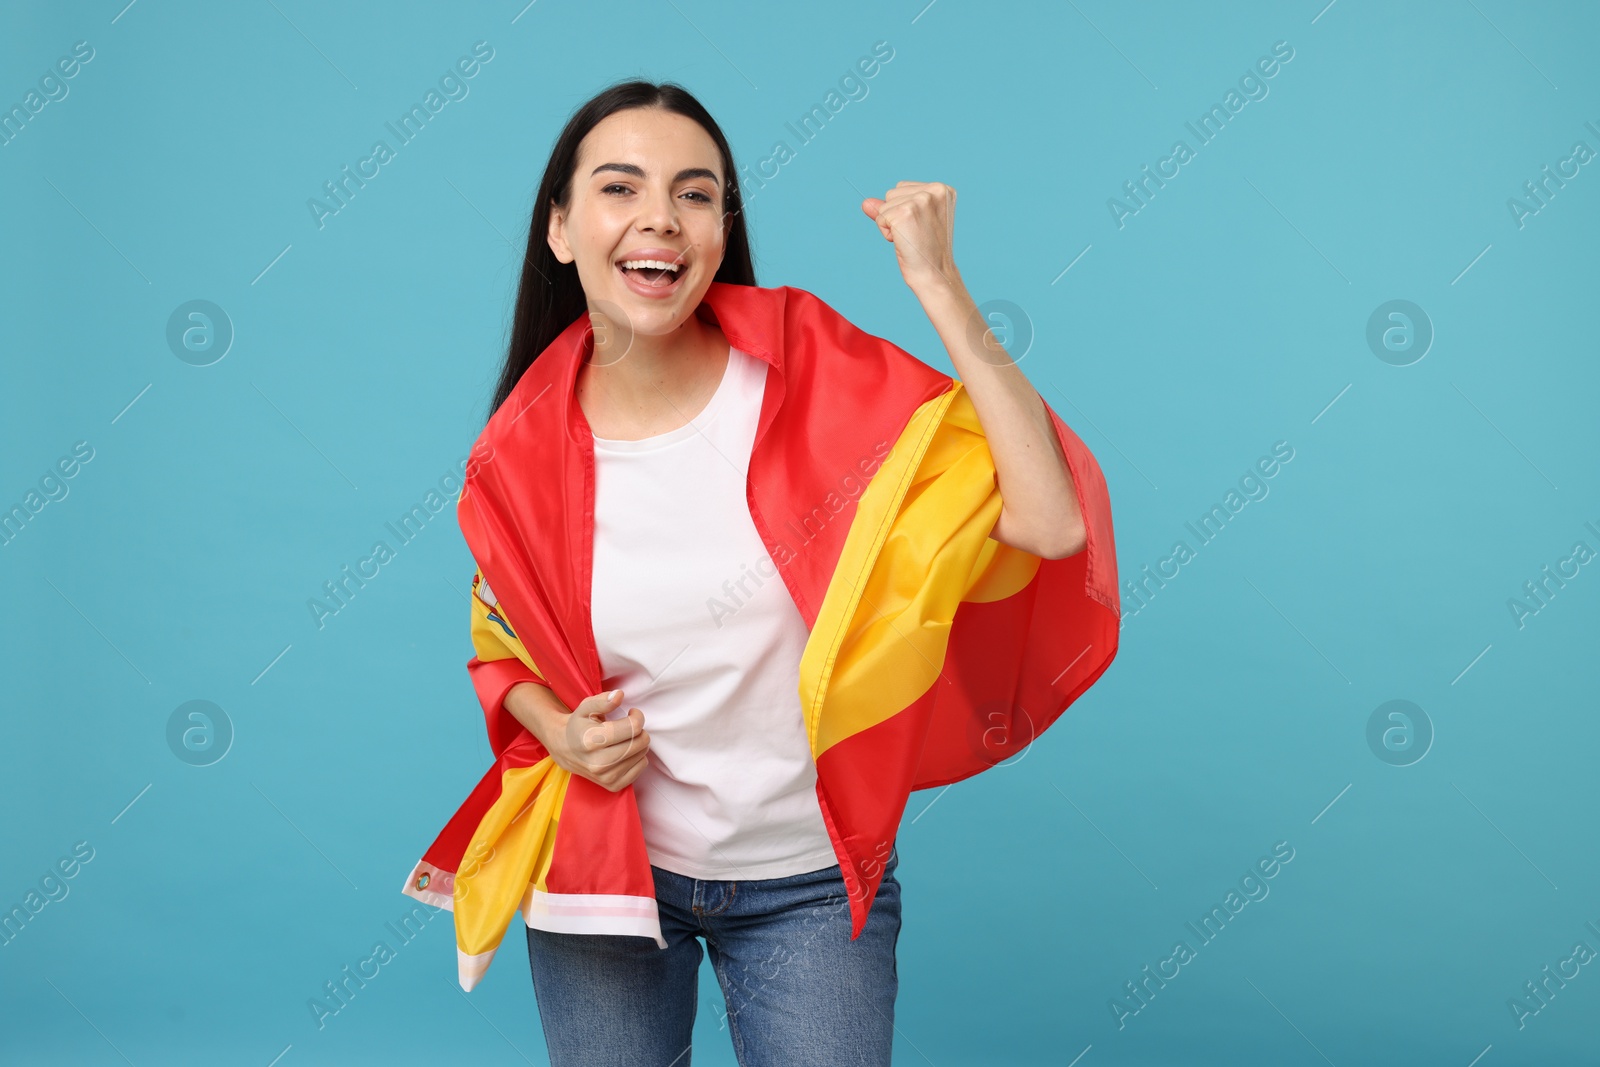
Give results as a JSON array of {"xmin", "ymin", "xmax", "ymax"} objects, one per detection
[{"xmin": 401, "ymin": 282, "xmax": 1120, "ymax": 991}]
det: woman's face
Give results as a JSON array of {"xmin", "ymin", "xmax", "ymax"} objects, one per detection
[{"xmin": 548, "ymin": 106, "xmax": 729, "ymax": 339}]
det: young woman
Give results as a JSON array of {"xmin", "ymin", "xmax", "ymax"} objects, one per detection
[{"xmin": 404, "ymin": 79, "xmax": 1119, "ymax": 1067}]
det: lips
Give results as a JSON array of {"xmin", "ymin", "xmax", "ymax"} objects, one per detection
[{"xmin": 615, "ymin": 248, "xmax": 688, "ymax": 298}]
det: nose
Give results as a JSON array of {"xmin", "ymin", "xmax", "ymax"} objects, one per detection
[{"xmin": 636, "ymin": 185, "xmax": 680, "ymax": 235}]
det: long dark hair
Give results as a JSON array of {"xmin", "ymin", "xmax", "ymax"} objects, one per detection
[{"xmin": 487, "ymin": 80, "xmax": 757, "ymax": 420}]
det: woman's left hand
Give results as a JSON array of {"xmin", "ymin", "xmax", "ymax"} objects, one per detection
[{"xmin": 861, "ymin": 181, "xmax": 963, "ymax": 296}]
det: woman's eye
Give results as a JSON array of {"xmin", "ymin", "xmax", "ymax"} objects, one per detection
[{"xmin": 599, "ymin": 184, "xmax": 712, "ymax": 203}]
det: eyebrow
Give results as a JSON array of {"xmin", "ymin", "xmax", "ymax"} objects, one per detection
[{"xmin": 590, "ymin": 162, "xmax": 721, "ymax": 188}]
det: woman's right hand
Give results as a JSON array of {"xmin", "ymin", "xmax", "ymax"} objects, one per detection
[{"xmin": 544, "ymin": 689, "xmax": 652, "ymax": 793}]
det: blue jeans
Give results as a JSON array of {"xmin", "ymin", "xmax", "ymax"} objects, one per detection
[{"xmin": 526, "ymin": 845, "xmax": 902, "ymax": 1066}]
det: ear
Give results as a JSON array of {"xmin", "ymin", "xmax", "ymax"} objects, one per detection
[{"xmin": 547, "ymin": 200, "xmax": 574, "ymax": 264}]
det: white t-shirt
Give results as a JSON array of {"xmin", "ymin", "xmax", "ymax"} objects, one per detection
[{"xmin": 589, "ymin": 346, "xmax": 839, "ymax": 881}]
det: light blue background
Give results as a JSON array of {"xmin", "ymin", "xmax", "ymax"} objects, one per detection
[{"xmin": 4, "ymin": 1, "xmax": 1598, "ymax": 1064}]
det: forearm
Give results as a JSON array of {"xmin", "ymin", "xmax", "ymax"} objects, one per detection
[
  {"xmin": 504, "ymin": 681, "xmax": 569, "ymax": 748},
  {"xmin": 912, "ymin": 275, "xmax": 1085, "ymax": 558}
]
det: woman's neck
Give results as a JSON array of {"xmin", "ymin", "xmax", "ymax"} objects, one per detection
[{"xmin": 578, "ymin": 307, "xmax": 730, "ymax": 439}]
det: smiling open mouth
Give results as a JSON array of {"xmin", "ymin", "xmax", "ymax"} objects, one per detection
[{"xmin": 616, "ymin": 258, "xmax": 686, "ymax": 291}]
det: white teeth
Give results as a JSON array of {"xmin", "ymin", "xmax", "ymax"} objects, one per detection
[{"xmin": 619, "ymin": 259, "xmax": 683, "ymax": 273}]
